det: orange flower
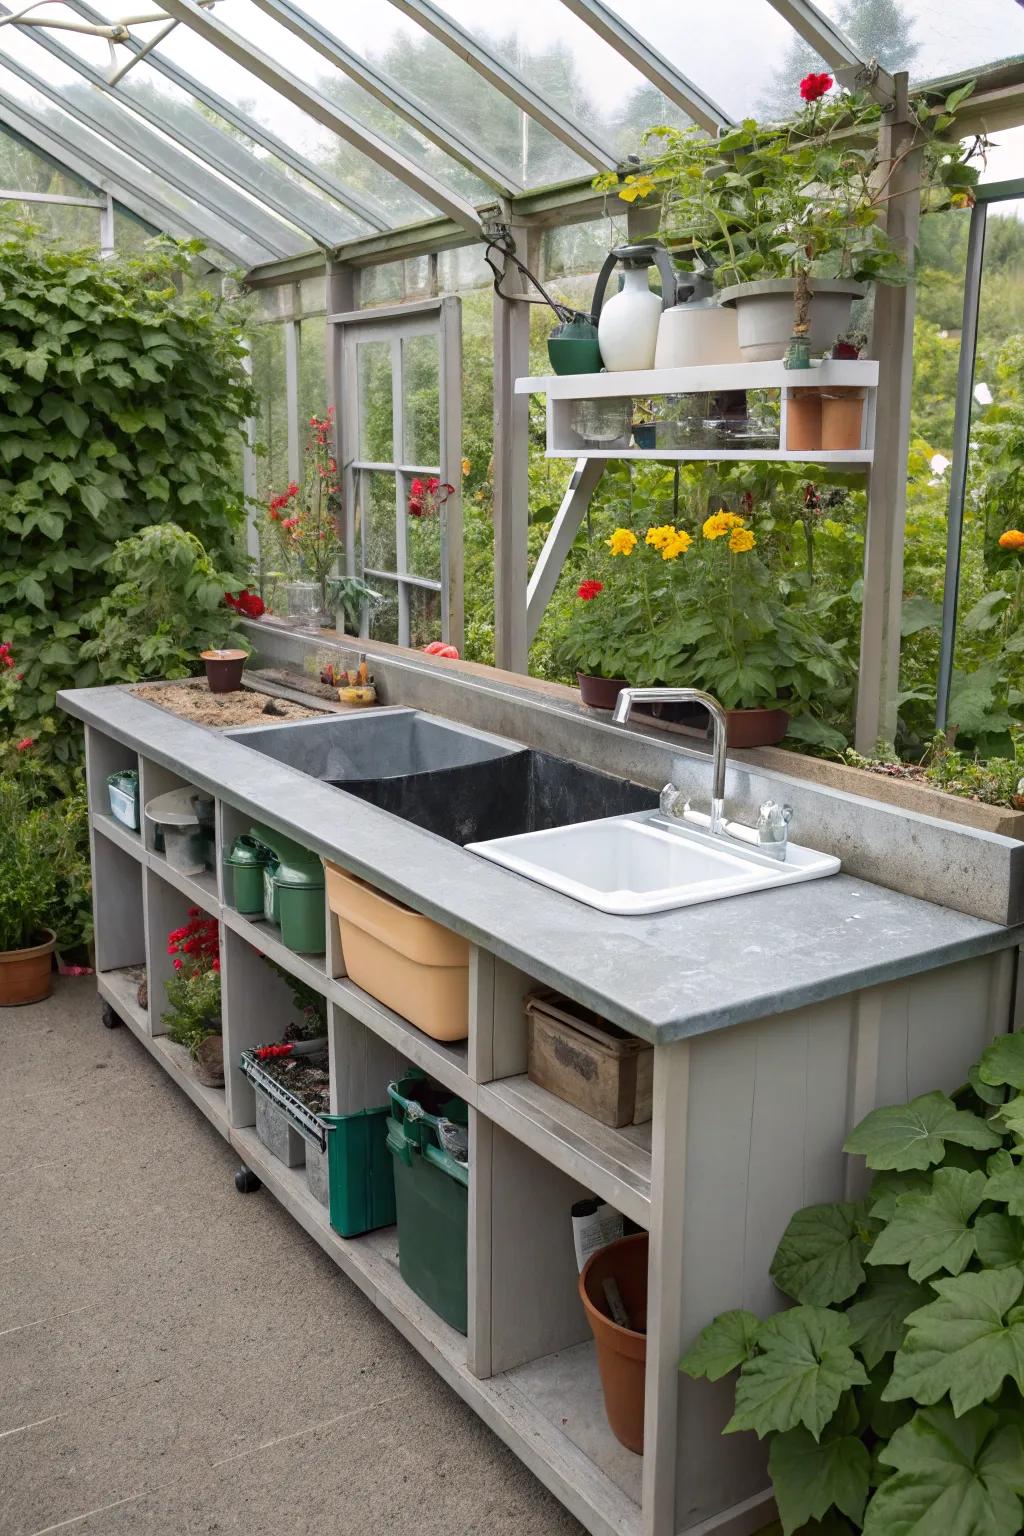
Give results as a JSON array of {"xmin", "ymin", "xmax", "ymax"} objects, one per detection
[{"xmin": 999, "ymin": 529, "xmax": 1024, "ymax": 551}]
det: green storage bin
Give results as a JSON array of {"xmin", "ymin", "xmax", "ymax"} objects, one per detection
[
  {"xmin": 326, "ymin": 1107, "xmax": 396, "ymax": 1238},
  {"xmin": 386, "ymin": 1072, "xmax": 469, "ymax": 1334},
  {"xmin": 224, "ymin": 834, "xmax": 273, "ymax": 915},
  {"xmin": 251, "ymin": 823, "xmax": 325, "ymax": 954}
]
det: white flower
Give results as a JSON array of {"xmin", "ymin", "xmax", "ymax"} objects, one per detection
[
  {"xmin": 929, "ymin": 453, "xmax": 950, "ymax": 475},
  {"xmin": 974, "ymin": 382, "xmax": 993, "ymax": 406}
]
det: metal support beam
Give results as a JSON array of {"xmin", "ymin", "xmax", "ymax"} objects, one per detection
[
  {"xmin": 492, "ymin": 221, "xmax": 532, "ymax": 673},
  {"xmin": 66, "ymin": 0, "xmax": 389, "ymax": 232},
  {"xmin": 855, "ymin": 73, "xmax": 920, "ymax": 753},
  {"xmin": 0, "ymin": 187, "xmax": 103, "ymax": 206},
  {"xmin": 557, "ymin": 0, "xmax": 732, "ymax": 134},
  {"xmin": 284, "ymin": 305, "xmax": 302, "ymax": 486},
  {"xmin": 0, "ymin": 93, "xmax": 244, "ymax": 262},
  {"xmin": 936, "ymin": 199, "xmax": 987, "ymax": 733},
  {"xmin": 98, "ymin": 189, "xmax": 114, "ymax": 256},
  {"xmin": 159, "ymin": 0, "xmax": 485, "ymax": 234},
  {"xmin": 526, "ymin": 458, "xmax": 605, "ymax": 644},
  {"xmin": 766, "ymin": 0, "xmax": 895, "ymax": 105},
  {"xmin": 250, "ymin": 0, "xmax": 524, "ymax": 195},
  {"xmin": 388, "ymin": 0, "xmax": 618, "ymax": 172}
]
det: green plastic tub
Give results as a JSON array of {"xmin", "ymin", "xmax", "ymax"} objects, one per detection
[
  {"xmin": 386, "ymin": 1072, "xmax": 469, "ymax": 1334},
  {"xmin": 325, "ymin": 1107, "xmax": 396, "ymax": 1238},
  {"xmin": 250, "ymin": 823, "xmax": 325, "ymax": 953}
]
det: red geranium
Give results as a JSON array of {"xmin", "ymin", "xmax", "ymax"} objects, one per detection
[
  {"xmin": 422, "ymin": 640, "xmax": 460, "ymax": 659},
  {"xmin": 800, "ymin": 72, "xmax": 833, "ymax": 102},
  {"xmin": 225, "ymin": 589, "xmax": 265, "ymax": 619},
  {"xmin": 577, "ymin": 580, "xmax": 604, "ymax": 601}
]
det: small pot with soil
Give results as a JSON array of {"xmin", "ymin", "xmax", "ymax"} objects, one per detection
[
  {"xmin": 725, "ymin": 706, "xmax": 790, "ymax": 749},
  {"xmin": 579, "ymin": 1232, "xmax": 648, "ymax": 1454},
  {"xmin": 0, "ymin": 928, "xmax": 56, "ymax": 1006},
  {"xmin": 201, "ymin": 649, "xmax": 247, "ymax": 694},
  {"xmin": 577, "ymin": 673, "xmax": 629, "ymax": 711}
]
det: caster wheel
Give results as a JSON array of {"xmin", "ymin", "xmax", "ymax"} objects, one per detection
[
  {"xmin": 101, "ymin": 1003, "xmax": 123, "ymax": 1030},
  {"xmin": 234, "ymin": 1166, "xmax": 262, "ymax": 1194}
]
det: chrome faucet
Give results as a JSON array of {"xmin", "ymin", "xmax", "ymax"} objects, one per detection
[
  {"xmin": 612, "ymin": 686, "xmax": 728, "ymax": 834},
  {"xmin": 612, "ymin": 685, "xmax": 794, "ymax": 858}
]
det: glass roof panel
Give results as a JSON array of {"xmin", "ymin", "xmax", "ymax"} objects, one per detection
[
  {"xmin": 594, "ymin": 0, "xmax": 828, "ymax": 121},
  {"xmin": 294, "ymin": 0, "xmax": 602, "ymax": 186},
  {"xmin": 813, "ymin": 0, "xmax": 1024, "ymax": 85},
  {"xmin": 0, "ymin": 24, "xmax": 311, "ymax": 254},
  {"xmin": 423, "ymin": 0, "xmax": 692, "ymax": 177},
  {"xmin": 115, "ymin": 61, "xmax": 367, "ymax": 242},
  {"xmin": 150, "ymin": 15, "xmax": 434, "ymax": 226},
  {"xmin": 0, "ymin": 62, "xmax": 266, "ymax": 263}
]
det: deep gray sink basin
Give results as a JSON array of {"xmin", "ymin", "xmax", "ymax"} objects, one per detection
[
  {"xmin": 228, "ymin": 706, "xmax": 657, "ymax": 846},
  {"xmin": 228, "ymin": 707, "xmax": 516, "ymax": 780}
]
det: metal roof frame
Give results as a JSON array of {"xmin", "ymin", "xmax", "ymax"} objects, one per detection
[
  {"xmin": 250, "ymin": 0, "xmax": 525, "ymax": 196},
  {"xmin": 387, "ymin": 0, "xmax": 618, "ymax": 173},
  {"xmin": 0, "ymin": 4, "xmax": 345, "ymax": 249},
  {"xmin": 64, "ymin": 0, "xmax": 391, "ymax": 232},
  {"xmin": 0, "ymin": 93, "xmax": 245, "ymax": 262},
  {"xmin": 557, "ymin": 0, "xmax": 733, "ymax": 134},
  {"xmin": 159, "ymin": 0, "xmax": 485, "ymax": 233},
  {"xmin": 765, "ymin": 0, "xmax": 895, "ymax": 104},
  {"xmin": 0, "ymin": 30, "xmax": 301, "ymax": 256}
]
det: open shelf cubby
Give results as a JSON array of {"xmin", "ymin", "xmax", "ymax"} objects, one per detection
[{"xmin": 140, "ymin": 755, "xmax": 219, "ymax": 912}]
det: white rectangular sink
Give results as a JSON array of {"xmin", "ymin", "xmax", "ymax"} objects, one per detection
[{"xmin": 467, "ymin": 812, "xmax": 840, "ymax": 915}]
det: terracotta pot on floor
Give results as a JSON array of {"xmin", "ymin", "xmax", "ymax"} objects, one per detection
[
  {"xmin": 201, "ymin": 649, "xmax": 247, "ymax": 694},
  {"xmin": 579, "ymin": 1232, "xmax": 648, "ymax": 1454},
  {"xmin": 577, "ymin": 673, "xmax": 629, "ymax": 711},
  {"xmin": 0, "ymin": 928, "xmax": 56, "ymax": 1006}
]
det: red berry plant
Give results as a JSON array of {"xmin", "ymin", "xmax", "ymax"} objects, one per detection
[{"xmin": 162, "ymin": 908, "xmax": 222, "ymax": 1060}]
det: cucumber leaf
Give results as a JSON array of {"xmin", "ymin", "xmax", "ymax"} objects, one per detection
[
  {"xmin": 770, "ymin": 1201, "xmax": 874, "ymax": 1306},
  {"xmin": 844, "ymin": 1091, "xmax": 1000, "ymax": 1172}
]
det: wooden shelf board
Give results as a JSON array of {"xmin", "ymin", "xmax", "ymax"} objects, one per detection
[
  {"xmin": 516, "ymin": 358, "xmax": 879, "ymax": 397},
  {"xmin": 543, "ymin": 447, "xmax": 872, "ymax": 466},
  {"xmin": 221, "ymin": 905, "xmax": 330, "ymax": 997},
  {"xmin": 327, "ymin": 974, "xmax": 474, "ymax": 1104},
  {"xmin": 147, "ymin": 851, "xmax": 220, "ymax": 914},
  {"xmin": 502, "ymin": 1339, "xmax": 643, "ymax": 1511},
  {"xmin": 228, "ymin": 1126, "xmax": 639, "ymax": 1536},
  {"xmin": 96, "ymin": 967, "xmax": 229, "ymax": 1137},
  {"xmin": 92, "ymin": 811, "xmax": 145, "ymax": 860},
  {"xmin": 479, "ymin": 1076, "xmax": 651, "ymax": 1228}
]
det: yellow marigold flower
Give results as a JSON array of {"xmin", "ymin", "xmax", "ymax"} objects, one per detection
[
  {"xmin": 461, "ymin": 457, "xmax": 471, "ymax": 476},
  {"xmin": 999, "ymin": 529, "xmax": 1024, "ymax": 551},
  {"xmin": 729, "ymin": 527, "xmax": 755, "ymax": 554},
  {"xmin": 607, "ymin": 527, "xmax": 637, "ymax": 557},
  {"xmin": 662, "ymin": 530, "xmax": 692, "ymax": 559},
  {"xmin": 645, "ymin": 524, "xmax": 677, "ymax": 550},
  {"xmin": 702, "ymin": 510, "xmax": 746, "ymax": 540}
]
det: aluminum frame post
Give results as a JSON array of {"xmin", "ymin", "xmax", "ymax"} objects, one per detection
[{"xmin": 492, "ymin": 221, "xmax": 532, "ymax": 673}]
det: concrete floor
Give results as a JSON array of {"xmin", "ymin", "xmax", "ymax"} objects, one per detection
[{"xmin": 0, "ymin": 979, "xmax": 584, "ymax": 1536}]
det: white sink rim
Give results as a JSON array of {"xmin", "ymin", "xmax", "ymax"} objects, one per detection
[{"xmin": 467, "ymin": 811, "xmax": 840, "ymax": 915}]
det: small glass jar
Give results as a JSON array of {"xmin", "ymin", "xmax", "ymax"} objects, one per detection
[
  {"xmin": 570, "ymin": 396, "xmax": 632, "ymax": 447},
  {"xmin": 283, "ymin": 580, "xmax": 320, "ymax": 630}
]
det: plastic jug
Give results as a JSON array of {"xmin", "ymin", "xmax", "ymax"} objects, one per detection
[
  {"xmin": 591, "ymin": 243, "xmax": 680, "ymax": 372},
  {"xmin": 654, "ymin": 268, "xmax": 743, "ymax": 368}
]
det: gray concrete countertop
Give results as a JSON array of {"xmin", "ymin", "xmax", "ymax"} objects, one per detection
[{"xmin": 60, "ymin": 685, "xmax": 1023, "ymax": 1046}]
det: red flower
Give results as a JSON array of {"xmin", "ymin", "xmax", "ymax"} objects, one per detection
[
  {"xmin": 800, "ymin": 72, "xmax": 833, "ymax": 102},
  {"xmin": 212, "ymin": 957, "xmax": 220, "ymax": 972},
  {"xmin": 410, "ymin": 478, "xmax": 425, "ymax": 497},
  {"xmin": 15, "ymin": 736, "xmax": 32, "ymax": 751},
  {"xmin": 577, "ymin": 580, "xmax": 604, "ymax": 601},
  {"xmin": 407, "ymin": 498, "xmax": 423, "ymax": 518},
  {"xmin": 422, "ymin": 641, "xmax": 460, "ymax": 659}
]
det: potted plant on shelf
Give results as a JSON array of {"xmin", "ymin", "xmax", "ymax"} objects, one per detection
[
  {"xmin": 0, "ymin": 777, "xmax": 62, "ymax": 1006},
  {"xmin": 163, "ymin": 911, "xmax": 223, "ymax": 1085},
  {"xmin": 262, "ymin": 408, "xmax": 345, "ymax": 628},
  {"xmin": 632, "ymin": 75, "xmax": 982, "ymax": 361}
]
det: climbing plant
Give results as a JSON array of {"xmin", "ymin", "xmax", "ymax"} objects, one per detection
[{"xmin": 0, "ymin": 216, "xmax": 253, "ymax": 760}]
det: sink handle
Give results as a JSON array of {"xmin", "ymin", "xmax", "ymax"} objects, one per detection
[
  {"xmin": 659, "ymin": 782, "xmax": 684, "ymax": 818},
  {"xmin": 757, "ymin": 800, "xmax": 793, "ymax": 860}
]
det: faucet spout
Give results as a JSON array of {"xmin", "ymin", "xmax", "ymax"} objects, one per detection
[{"xmin": 612, "ymin": 686, "xmax": 728, "ymax": 833}]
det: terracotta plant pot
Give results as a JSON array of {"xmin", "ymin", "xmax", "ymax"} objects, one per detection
[
  {"xmin": 0, "ymin": 928, "xmax": 56, "ymax": 1006},
  {"xmin": 725, "ymin": 706, "xmax": 790, "ymax": 748},
  {"xmin": 785, "ymin": 388, "xmax": 822, "ymax": 452},
  {"xmin": 820, "ymin": 388, "xmax": 865, "ymax": 451},
  {"xmin": 201, "ymin": 649, "xmax": 247, "ymax": 694},
  {"xmin": 577, "ymin": 672, "xmax": 629, "ymax": 711},
  {"xmin": 579, "ymin": 1232, "xmax": 648, "ymax": 1454}
]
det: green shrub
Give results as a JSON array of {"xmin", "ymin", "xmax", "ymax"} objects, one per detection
[
  {"xmin": 0, "ymin": 778, "xmax": 65, "ymax": 951},
  {"xmin": 0, "ymin": 216, "xmax": 252, "ymax": 761},
  {"xmin": 681, "ymin": 1033, "xmax": 1024, "ymax": 1534}
]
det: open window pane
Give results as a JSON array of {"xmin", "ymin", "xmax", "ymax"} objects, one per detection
[
  {"xmin": 402, "ymin": 333, "xmax": 440, "ymax": 465},
  {"xmin": 408, "ymin": 583, "xmax": 442, "ymax": 649},
  {"xmin": 367, "ymin": 576, "xmax": 399, "ymax": 644},
  {"xmin": 358, "ymin": 340, "xmax": 394, "ymax": 462},
  {"xmin": 359, "ymin": 470, "xmax": 398, "ymax": 573}
]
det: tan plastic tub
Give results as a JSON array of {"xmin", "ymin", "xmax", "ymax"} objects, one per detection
[{"xmin": 325, "ymin": 862, "xmax": 469, "ymax": 1041}]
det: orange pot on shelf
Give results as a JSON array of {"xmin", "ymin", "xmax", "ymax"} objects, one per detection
[
  {"xmin": 820, "ymin": 387, "xmax": 866, "ymax": 451},
  {"xmin": 0, "ymin": 928, "xmax": 56, "ymax": 1006},
  {"xmin": 579, "ymin": 1232, "xmax": 648, "ymax": 1454},
  {"xmin": 785, "ymin": 387, "xmax": 822, "ymax": 452}
]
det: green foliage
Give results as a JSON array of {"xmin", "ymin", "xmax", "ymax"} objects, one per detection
[
  {"xmin": 0, "ymin": 216, "xmax": 252, "ymax": 760},
  {"xmin": 680, "ymin": 1032, "xmax": 1024, "ymax": 1534},
  {"xmin": 79, "ymin": 523, "xmax": 247, "ymax": 682},
  {"xmin": 0, "ymin": 777, "xmax": 63, "ymax": 951},
  {"xmin": 163, "ymin": 966, "xmax": 221, "ymax": 1058}
]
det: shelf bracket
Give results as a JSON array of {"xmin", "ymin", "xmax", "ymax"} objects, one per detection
[{"xmin": 526, "ymin": 458, "xmax": 606, "ymax": 647}]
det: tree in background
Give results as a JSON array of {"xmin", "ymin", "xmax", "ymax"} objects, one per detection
[{"xmin": 760, "ymin": 0, "xmax": 919, "ymax": 117}]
